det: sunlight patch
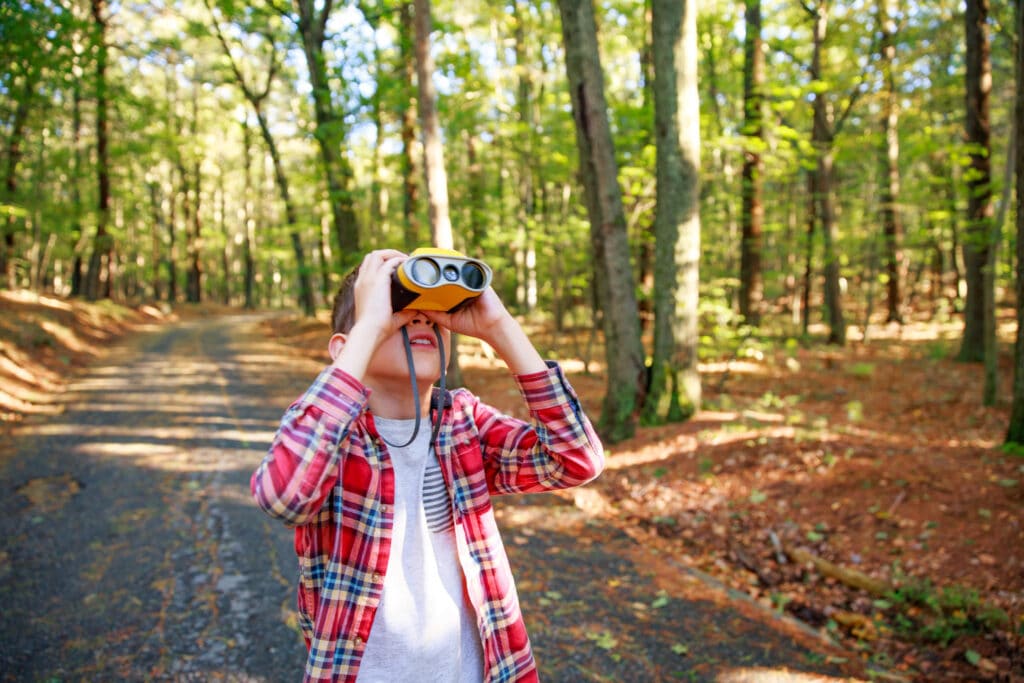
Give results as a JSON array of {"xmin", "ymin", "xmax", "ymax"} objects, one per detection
[{"xmin": 716, "ymin": 667, "xmax": 865, "ymax": 682}]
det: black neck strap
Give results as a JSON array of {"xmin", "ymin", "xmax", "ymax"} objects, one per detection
[{"xmin": 377, "ymin": 324, "xmax": 446, "ymax": 450}]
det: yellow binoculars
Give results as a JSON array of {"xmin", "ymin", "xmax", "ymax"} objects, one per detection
[{"xmin": 391, "ymin": 248, "xmax": 493, "ymax": 312}]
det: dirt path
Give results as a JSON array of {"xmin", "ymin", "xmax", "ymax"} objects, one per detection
[{"xmin": 0, "ymin": 315, "xmax": 867, "ymax": 681}]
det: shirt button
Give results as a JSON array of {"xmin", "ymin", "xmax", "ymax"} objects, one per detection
[
  {"xmin": 372, "ymin": 572, "xmax": 383, "ymax": 582},
  {"xmin": 354, "ymin": 636, "xmax": 364, "ymax": 646}
]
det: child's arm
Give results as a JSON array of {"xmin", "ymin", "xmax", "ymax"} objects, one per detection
[
  {"xmin": 251, "ymin": 366, "xmax": 369, "ymax": 525},
  {"xmin": 252, "ymin": 250, "xmax": 414, "ymax": 525},
  {"xmin": 425, "ymin": 290, "xmax": 604, "ymax": 492}
]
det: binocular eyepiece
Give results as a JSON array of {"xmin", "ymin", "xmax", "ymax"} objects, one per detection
[{"xmin": 391, "ymin": 248, "xmax": 493, "ymax": 312}]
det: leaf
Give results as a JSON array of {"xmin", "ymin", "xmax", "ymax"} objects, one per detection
[
  {"xmin": 651, "ymin": 590, "xmax": 670, "ymax": 609},
  {"xmin": 586, "ymin": 631, "xmax": 617, "ymax": 650},
  {"xmin": 749, "ymin": 489, "xmax": 768, "ymax": 504},
  {"xmin": 671, "ymin": 643, "xmax": 689, "ymax": 656},
  {"xmin": 965, "ymin": 649, "xmax": 981, "ymax": 666}
]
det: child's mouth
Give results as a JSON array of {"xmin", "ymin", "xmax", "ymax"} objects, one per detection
[{"xmin": 408, "ymin": 334, "xmax": 436, "ymax": 349}]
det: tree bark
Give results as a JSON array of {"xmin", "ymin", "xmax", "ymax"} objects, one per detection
[
  {"xmin": 207, "ymin": 2, "xmax": 314, "ymax": 314},
  {"xmin": 413, "ymin": 0, "xmax": 453, "ymax": 249},
  {"xmin": 958, "ymin": 0, "xmax": 993, "ymax": 362},
  {"xmin": 558, "ymin": 0, "xmax": 645, "ymax": 442},
  {"xmin": 1007, "ymin": 0, "xmax": 1024, "ymax": 443},
  {"xmin": 186, "ymin": 83, "xmax": 203, "ymax": 304},
  {"xmin": 399, "ymin": 2, "xmax": 421, "ymax": 249},
  {"xmin": 241, "ymin": 120, "xmax": 256, "ymax": 309},
  {"xmin": 809, "ymin": 0, "xmax": 845, "ymax": 345},
  {"xmin": 294, "ymin": 0, "xmax": 361, "ymax": 268},
  {"xmin": 739, "ymin": 0, "xmax": 765, "ymax": 325},
  {"xmin": 84, "ymin": 0, "xmax": 113, "ymax": 301},
  {"xmin": 878, "ymin": 0, "xmax": 903, "ymax": 324},
  {"xmin": 643, "ymin": 0, "xmax": 702, "ymax": 424}
]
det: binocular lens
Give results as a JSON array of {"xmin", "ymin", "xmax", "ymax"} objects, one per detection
[
  {"xmin": 410, "ymin": 258, "xmax": 441, "ymax": 285},
  {"xmin": 443, "ymin": 265, "xmax": 460, "ymax": 282},
  {"xmin": 461, "ymin": 263, "xmax": 486, "ymax": 290}
]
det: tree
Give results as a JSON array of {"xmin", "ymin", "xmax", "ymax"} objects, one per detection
[
  {"xmin": 739, "ymin": 0, "xmax": 765, "ymax": 325},
  {"xmin": 83, "ymin": 0, "xmax": 113, "ymax": 301},
  {"xmin": 643, "ymin": 0, "xmax": 702, "ymax": 424},
  {"xmin": 958, "ymin": 0, "xmax": 993, "ymax": 362},
  {"xmin": 398, "ymin": 1, "xmax": 421, "ymax": 248},
  {"xmin": 207, "ymin": 0, "xmax": 316, "ymax": 315},
  {"xmin": 1008, "ymin": 0, "xmax": 1024, "ymax": 444},
  {"xmin": 285, "ymin": 0, "xmax": 361, "ymax": 267},
  {"xmin": 558, "ymin": 0, "xmax": 646, "ymax": 442},
  {"xmin": 878, "ymin": 0, "xmax": 904, "ymax": 324},
  {"xmin": 412, "ymin": 0, "xmax": 453, "ymax": 249},
  {"xmin": 805, "ymin": 0, "xmax": 846, "ymax": 345}
]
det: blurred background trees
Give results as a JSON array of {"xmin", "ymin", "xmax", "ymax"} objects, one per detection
[{"xmin": 1, "ymin": 0, "xmax": 1021, "ymax": 441}]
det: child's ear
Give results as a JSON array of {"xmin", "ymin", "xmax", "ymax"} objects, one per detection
[{"xmin": 328, "ymin": 332, "xmax": 348, "ymax": 360}]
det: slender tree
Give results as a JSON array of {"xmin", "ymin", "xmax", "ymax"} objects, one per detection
[
  {"xmin": 959, "ymin": 0, "xmax": 993, "ymax": 362},
  {"xmin": 806, "ymin": 0, "xmax": 845, "ymax": 344},
  {"xmin": 287, "ymin": 0, "xmax": 362, "ymax": 267},
  {"xmin": 878, "ymin": 0, "xmax": 904, "ymax": 324},
  {"xmin": 207, "ymin": 0, "xmax": 315, "ymax": 315},
  {"xmin": 643, "ymin": 0, "xmax": 701, "ymax": 423},
  {"xmin": 83, "ymin": 0, "xmax": 113, "ymax": 301},
  {"xmin": 413, "ymin": 0, "xmax": 453, "ymax": 249},
  {"xmin": 739, "ymin": 0, "xmax": 765, "ymax": 325},
  {"xmin": 558, "ymin": 0, "xmax": 646, "ymax": 442},
  {"xmin": 1008, "ymin": 0, "xmax": 1024, "ymax": 443}
]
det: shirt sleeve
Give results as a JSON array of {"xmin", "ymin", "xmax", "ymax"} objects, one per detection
[
  {"xmin": 474, "ymin": 360, "xmax": 604, "ymax": 494},
  {"xmin": 251, "ymin": 365, "xmax": 370, "ymax": 526}
]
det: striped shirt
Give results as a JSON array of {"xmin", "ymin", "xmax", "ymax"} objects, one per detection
[{"xmin": 251, "ymin": 361, "xmax": 604, "ymax": 683}]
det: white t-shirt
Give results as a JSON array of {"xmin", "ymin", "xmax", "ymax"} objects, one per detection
[{"xmin": 357, "ymin": 417, "xmax": 484, "ymax": 683}]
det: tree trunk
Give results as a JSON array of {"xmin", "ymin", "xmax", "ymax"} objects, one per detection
[
  {"xmin": 513, "ymin": 0, "xmax": 537, "ymax": 312},
  {"xmin": 878, "ymin": 0, "xmax": 903, "ymax": 324},
  {"xmin": 84, "ymin": 0, "xmax": 112, "ymax": 301},
  {"xmin": 70, "ymin": 77, "xmax": 85, "ymax": 297},
  {"xmin": 413, "ymin": 0, "xmax": 453, "ymax": 249},
  {"xmin": 739, "ymin": 0, "xmax": 765, "ymax": 325},
  {"xmin": 294, "ymin": 0, "xmax": 361, "ymax": 268},
  {"xmin": 207, "ymin": 5, "xmax": 314, "ymax": 314},
  {"xmin": 2, "ymin": 82, "xmax": 32, "ymax": 290},
  {"xmin": 643, "ymin": 0, "xmax": 702, "ymax": 424},
  {"xmin": 1007, "ymin": 0, "xmax": 1024, "ymax": 443},
  {"xmin": 147, "ymin": 182, "xmax": 164, "ymax": 302},
  {"xmin": 399, "ymin": 2, "xmax": 420, "ymax": 249},
  {"xmin": 802, "ymin": 170, "xmax": 816, "ymax": 337},
  {"xmin": 257, "ymin": 107, "xmax": 315, "ymax": 315},
  {"xmin": 186, "ymin": 85, "xmax": 202, "ymax": 304},
  {"xmin": 558, "ymin": 0, "xmax": 645, "ymax": 442},
  {"xmin": 241, "ymin": 120, "xmax": 256, "ymax": 310},
  {"xmin": 809, "ymin": 0, "xmax": 845, "ymax": 345},
  {"xmin": 958, "ymin": 0, "xmax": 993, "ymax": 362}
]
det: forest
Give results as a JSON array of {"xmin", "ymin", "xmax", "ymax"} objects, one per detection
[
  {"xmin": 2, "ymin": 0, "xmax": 1024, "ymax": 440},
  {"xmin": 2, "ymin": 0, "xmax": 1024, "ymax": 677}
]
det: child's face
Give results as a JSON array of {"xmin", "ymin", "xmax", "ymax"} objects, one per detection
[{"xmin": 364, "ymin": 314, "xmax": 451, "ymax": 391}]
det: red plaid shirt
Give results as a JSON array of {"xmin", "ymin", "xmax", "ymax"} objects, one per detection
[{"xmin": 252, "ymin": 361, "xmax": 604, "ymax": 682}]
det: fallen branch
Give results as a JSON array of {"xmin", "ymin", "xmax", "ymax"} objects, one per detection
[{"xmin": 783, "ymin": 544, "xmax": 891, "ymax": 597}]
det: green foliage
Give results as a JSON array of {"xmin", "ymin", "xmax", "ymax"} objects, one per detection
[{"xmin": 885, "ymin": 574, "xmax": 1010, "ymax": 646}]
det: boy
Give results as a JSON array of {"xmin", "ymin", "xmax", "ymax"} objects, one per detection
[{"xmin": 251, "ymin": 249, "xmax": 604, "ymax": 682}]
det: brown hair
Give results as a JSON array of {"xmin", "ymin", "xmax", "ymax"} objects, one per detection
[{"xmin": 331, "ymin": 265, "xmax": 361, "ymax": 335}]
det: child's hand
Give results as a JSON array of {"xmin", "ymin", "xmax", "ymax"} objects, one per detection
[
  {"xmin": 425, "ymin": 288, "xmax": 547, "ymax": 375},
  {"xmin": 422, "ymin": 288, "xmax": 511, "ymax": 344},
  {"xmin": 353, "ymin": 250, "xmax": 417, "ymax": 344}
]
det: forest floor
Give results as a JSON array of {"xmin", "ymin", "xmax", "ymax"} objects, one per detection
[{"xmin": 1, "ymin": 288, "xmax": 1022, "ymax": 681}]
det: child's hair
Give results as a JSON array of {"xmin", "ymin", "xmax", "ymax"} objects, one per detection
[{"xmin": 331, "ymin": 265, "xmax": 361, "ymax": 335}]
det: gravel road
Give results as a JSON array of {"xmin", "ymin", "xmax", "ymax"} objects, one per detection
[{"xmin": 0, "ymin": 315, "xmax": 865, "ymax": 682}]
